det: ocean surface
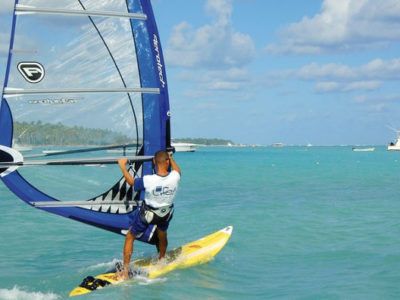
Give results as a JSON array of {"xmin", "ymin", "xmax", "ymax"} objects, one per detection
[{"xmin": 1, "ymin": 146, "xmax": 400, "ymax": 300}]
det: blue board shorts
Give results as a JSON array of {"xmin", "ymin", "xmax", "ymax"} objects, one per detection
[{"xmin": 129, "ymin": 207, "xmax": 173, "ymax": 238}]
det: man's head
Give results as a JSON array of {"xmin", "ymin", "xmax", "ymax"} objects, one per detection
[{"xmin": 153, "ymin": 150, "xmax": 170, "ymax": 171}]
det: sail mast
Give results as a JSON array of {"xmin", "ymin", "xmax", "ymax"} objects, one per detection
[{"xmin": 1, "ymin": 0, "xmax": 19, "ymax": 146}]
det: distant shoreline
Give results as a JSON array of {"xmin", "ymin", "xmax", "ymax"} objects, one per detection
[{"xmin": 172, "ymin": 138, "xmax": 235, "ymax": 146}]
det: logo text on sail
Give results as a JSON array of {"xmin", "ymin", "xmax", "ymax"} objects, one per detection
[{"xmin": 153, "ymin": 34, "xmax": 166, "ymax": 88}]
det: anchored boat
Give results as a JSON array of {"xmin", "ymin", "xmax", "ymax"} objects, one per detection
[{"xmin": 388, "ymin": 130, "xmax": 400, "ymax": 151}]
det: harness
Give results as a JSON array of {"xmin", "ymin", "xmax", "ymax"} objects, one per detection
[{"xmin": 140, "ymin": 202, "xmax": 174, "ymax": 225}]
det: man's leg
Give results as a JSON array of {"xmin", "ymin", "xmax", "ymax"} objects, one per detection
[
  {"xmin": 156, "ymin": 228, "xmax": 168, "ymax": 259},
  {"xmin": 120, "ymin": 208, "xmax": 146, "ymax": 280},
  {"xmin": 121, "ymin": 231, "xmax": 135, "ymax": 279}
]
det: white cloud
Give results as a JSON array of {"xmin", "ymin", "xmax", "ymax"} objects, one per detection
[
  {"xmin": 165, "ymin": 0, "xmax": 256, "ymax": 103},
  {"xmin": 354, "ymin": 94, "xmax": 400, "ymax": 103},
  {"xmin": 270, "ymin": 58, "xmax": 400, "ymax": 93},
  {"xmin": 315, "ymin": 80, "xmax": 381, "ymax": 93},
  {"xmin": 314, "ymin": 81, "xmax": 340, "ymax": 92},
  {"xmin": 365, "ymin": 103, "xmax": 388, "ymax": 113},
  {"xmin": 361, "ymin": 58, "xmax": 400, "ymax": 80},
  {"xmin": 266, "ymin": 0, "xmax": 400, "ymax": 54},
  {"xmin": 177, "ymin": 67, "xmax": 251, "ymax": 97},
  {"xmin": 205, "ymin": 0, "xmax": 232, "ymax": 27},
  {"xmin": 297, "ymin": 63, "xmax": 356, "ymax": 80},
  {"xmin": 343, "ymin": 81, "xmax": 381, "ymax": 92},
  {"xmin": 208, "ymin": 80, "xmax": 240, "ymax": 91},
  {"xmin": 295, "ymin": 58, "xmax": 400, "ymax": 82},
  {"xmin": 166, "ymin": 0, "xmax": 255, "ymax": 69}
]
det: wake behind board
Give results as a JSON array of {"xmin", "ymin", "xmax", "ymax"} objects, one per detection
[{"xmin": 69, "ymin": 226, "xmax": 233, "ymax": 297}]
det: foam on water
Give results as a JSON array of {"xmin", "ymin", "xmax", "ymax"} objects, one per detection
[
  {"xmin": 0, "ymin": 286, "xmax": 60, "ymax": 300},
  {"xmin": 82, "ymin": 258, "xmax": 121, "ymax": 272},
  {"xmin": 136, "ymin": 277, "xmax": 167, "ymax": 286}
]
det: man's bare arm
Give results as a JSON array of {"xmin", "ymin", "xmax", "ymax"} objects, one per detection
[
  {"xmin": 118, "ymin": 158, "xmax": 134, "ymax": 186},
  {"xmin": 169, "ymin": 154, "xmax": 181, "ymax": 175}
]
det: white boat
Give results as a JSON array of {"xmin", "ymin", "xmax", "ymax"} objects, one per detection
[
  {"xmin": 106, "ymin": 149, "xmax": 135, "ymax": 153},
  {"xmin": 42, "ymin": 149, "xmax": 68, "ymax": 154},
  {"xmin": 387, "ymin": 126, "xmax": 400, "ymax": 151},
  {"xmin": 352, "ymin": 147, "xmax": 375, "ymax": 152},
  {"xmin": 172, "ymin": 142, "xmax": 196, "ymax": 152},
  {"xmin": 388, "ymin": 130, "xmax": 400, "ymax": 151},
  {"xmin": 272, "ymin": 143, "xmax": 284, "ymax": 148}
]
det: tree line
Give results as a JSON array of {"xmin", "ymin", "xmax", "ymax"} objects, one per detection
[{"xmin": 14, "ymin": 121, "xmax": 131, "ymax": 146}]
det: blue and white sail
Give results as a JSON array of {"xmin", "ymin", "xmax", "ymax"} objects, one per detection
[{"xmin": 0, "ymin": 0, "xmax": 171, "ymax": 242}]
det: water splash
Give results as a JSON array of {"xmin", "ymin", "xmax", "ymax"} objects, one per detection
[
  {"xmin": 0, "ymin": 286, "xmax": 60, "ymax": 300},
  {"xmin": 81, "ymin": 258, "xmax": 121, "ymax": 272},
  {"xmin": 134, "ymin": 275, "xmax": 167, "ymax": 286}
]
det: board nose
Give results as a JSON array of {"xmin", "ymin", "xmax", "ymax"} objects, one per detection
[{"xmin": 222, "ymin": 226, "xmax": 233, "ymax": 235}]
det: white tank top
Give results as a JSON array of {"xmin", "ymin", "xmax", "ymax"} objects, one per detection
[{"xmin": 143, "ymin": 170, "xmax": 180, "ymax": 208}]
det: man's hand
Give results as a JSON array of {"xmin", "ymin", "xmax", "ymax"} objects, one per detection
[
  {"xmin": 118, "ymin": 158, "xmax": 128, "ymax": 169},
  {"xmin": 118, "ymin": 158, "xmax": 134, "ymax": 185},
  {"xmin": 168, "ymin": 153, "xmax": 181, "ymax": 175}
]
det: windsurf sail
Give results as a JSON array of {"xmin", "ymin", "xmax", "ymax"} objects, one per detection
[{"xmin": 0, "ymin": 0, "xmax": 171, "ymax": 242}]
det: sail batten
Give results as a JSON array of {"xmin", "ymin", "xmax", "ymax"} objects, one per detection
[
  {"xmin": 15, "ymin": 5, "xmax": 147, "ymax": 20},
  {"xmin": 4, "ymin": 87, "xmax": 160, "ymax": 95},
  {"xmin": 26, "ymin": 143, "xmax": 140, "ymax": 159},
  {"xmin": 32, "ymin": 200, "xmax": 138, "ymax": 208},
  {"xmin": 0, "ymin": 155, "xmax": 153, "ymax": 168}
]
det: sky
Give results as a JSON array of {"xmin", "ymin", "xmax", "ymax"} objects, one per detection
[{"xmin": 1, "ymin": 0, "xmax": 400, "ymax": 146}]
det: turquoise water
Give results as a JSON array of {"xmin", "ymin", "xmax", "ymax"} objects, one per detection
[{"xmin": 1, "ymin": 146, "xmax": 400, "ymax": 299}]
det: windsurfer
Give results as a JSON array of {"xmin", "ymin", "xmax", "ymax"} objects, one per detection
[{"xmin": 117, "ymin": 150, "xmax": 181, "ymax": 280}]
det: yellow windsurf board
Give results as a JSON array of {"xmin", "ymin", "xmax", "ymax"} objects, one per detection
[{"xmin": 69, "ymin": 226, "xmax": 233, "ymax": 297}]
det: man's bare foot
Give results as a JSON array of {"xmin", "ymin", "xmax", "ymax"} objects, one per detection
[{"xmin": 116, "ymin": 267, "xmax": 130, "ymax": 281}]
